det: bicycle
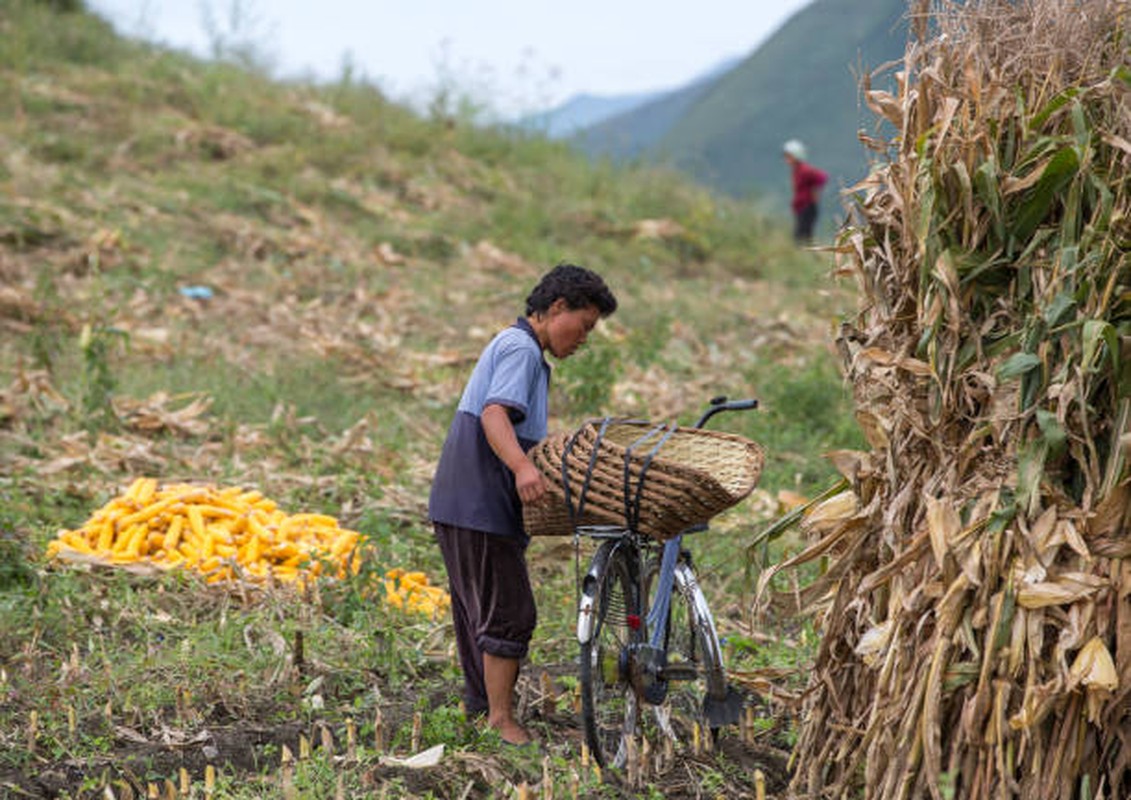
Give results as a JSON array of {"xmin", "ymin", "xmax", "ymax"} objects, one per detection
[{"xmin": 572, "ymin": 396, "xmax": 758, "ymax": 769}]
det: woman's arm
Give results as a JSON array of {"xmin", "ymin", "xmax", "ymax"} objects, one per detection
[{"xmin": 481, "ymin": 403, "xmax": 547, "ymax": 504}]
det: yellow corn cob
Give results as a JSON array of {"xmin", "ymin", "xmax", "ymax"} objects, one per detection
[
  {"xmin": 112, "ymin": 523, "xmax": 138, "ymax": 555},
  {"xmin": 62, "ymin": 530, "xmax": 93, "ymax": 552},
  {"xmin": 199, "ymin": 530, "xmax": 215, "ymax": 560},
  {"xmin": 195, "ymin": 505, "xmax": 238, "ymax": 520},
  {"xmin": 246, "ymin": 513, "xmax": 272, "ymax": 542},
  {"xmin": 164, "ymin": 516, "xmax": 184, "ymax": 551},
  {"xmin": 244, "ymin": 534, "xmax": 262, "ymax": 565},
  {"xmin": 331, "ymin": 531, "xmax": 359, "ymax": 557},
  {"xmin": 186, "ymin": 505, "xmax": 205, "ymax": 540},
  {"xmin": 124, "ymin": 524, "xmax": 148, "ymax": 558},
  {"xmin": 289, "ymin": 513, "xmax": 339, "ymax": 527},
  {"xmin": 134, "ymin": 478, "xmax": 158, "ymax": 507},
  {"xmin": 123, "ymin": 477, "xmax": 148, "ymax": 503},
  {"xmin": 179, "ymin": 540, "xmax": 199, "ymax": 562},
  {"xmin": 96, "ymin": 521, "xmax": 114, "ymax": 552}
]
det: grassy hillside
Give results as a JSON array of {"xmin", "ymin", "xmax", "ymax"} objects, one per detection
[
  {"xmin": 581, "ymin": 0, "xmax": 907, "ymax": 213},
  {"xmin": 1, "ymin": 2, "xmax": 862, "ymax": 796}
]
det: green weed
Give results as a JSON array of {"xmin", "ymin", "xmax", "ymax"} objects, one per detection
[
  {"xmin": 79, "ymin": 324, "xmax": 129, "ymax": 432},
  {"xmin": 553, "ymin": 337, "xmax": 620, "ymax": 416},
  {"xmin": 746, "ymin": 356, "xmax": 864, "ymax": 491}
]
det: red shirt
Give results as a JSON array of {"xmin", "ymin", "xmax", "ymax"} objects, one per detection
[{"xmin": 791, "ymin": 161, "xmax": 828, "ymax": 212}]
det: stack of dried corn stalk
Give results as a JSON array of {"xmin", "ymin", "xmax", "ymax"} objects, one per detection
[{"xmin": 777, "ymin": 1, "xmax": 1131, "ymax": 797}]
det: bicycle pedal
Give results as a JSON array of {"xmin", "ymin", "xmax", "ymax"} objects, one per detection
[
  {"xmin": 659, "ymin": 662, "xmax": 697, "ymax": 681},
  {"xmin": 703, "ymin": 684, "xmax": 744, "ymax": 728}
]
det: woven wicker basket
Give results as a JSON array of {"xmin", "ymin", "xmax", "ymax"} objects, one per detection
[{"xmin": 523, "ymin": 419, "xmax": 764, "ymax": 541}]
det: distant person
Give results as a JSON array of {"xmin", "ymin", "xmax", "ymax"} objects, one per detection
[
  {"xmin": 428, "ymin": 263, "xmax": 618, "ymax": 746},
  {"xmin": 782, "ymin": 139, "xmax": 828, "ymax": 244}
]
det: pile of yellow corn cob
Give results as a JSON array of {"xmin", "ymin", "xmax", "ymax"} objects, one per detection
[
  {"xmin": 46, "ymin": 478, "xmax": 361, "ymax": 586},
  {"xmin": 382, "ymin": 568, "xmax": 451, "ymax": 619}
]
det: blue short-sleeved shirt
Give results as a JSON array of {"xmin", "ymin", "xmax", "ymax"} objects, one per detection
[{"xmin": 428, "ymin": 318, "xmax": 550, "ymax": 540}]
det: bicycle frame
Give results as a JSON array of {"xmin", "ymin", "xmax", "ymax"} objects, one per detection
[{"xmin": 577, "ymin": 531, "xmax": 731, "ymax": 711}]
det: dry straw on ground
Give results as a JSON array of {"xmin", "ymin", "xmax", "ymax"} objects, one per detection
[{"xmin": 776, "ymin": 1, "xmax": 1131, "ymax": 797}]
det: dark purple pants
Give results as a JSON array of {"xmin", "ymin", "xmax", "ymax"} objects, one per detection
[{"xmin": 433, "ymin": 522, "xmax": 537, "ymax": 716}]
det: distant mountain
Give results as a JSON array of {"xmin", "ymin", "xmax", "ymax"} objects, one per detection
[
  {"xmin": 577, "ymin": 0, "xmax": 909, "ymax": 205},
  {"xmin": 519, "ymin": 56, "xmax": 741, "ymax": 140},
  {"xmin": 519, "ymin": 92, "xmax": 655, "ymax": 139}
]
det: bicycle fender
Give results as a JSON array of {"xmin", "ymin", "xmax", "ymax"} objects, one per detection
[
  {"xmin": 577, "ymin": 540, "xmax": 617, "ymax": 644},
  {"xmin": 673, "ymin": 562, "xmax": 728, "ymax": 696}
]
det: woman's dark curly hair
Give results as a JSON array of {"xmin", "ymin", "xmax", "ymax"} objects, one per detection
[{"xmin": 525, "ymin": 263, "xmax": 617, "ymax": 317}]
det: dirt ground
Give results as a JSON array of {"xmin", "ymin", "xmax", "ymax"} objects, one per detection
[{"xmin": 2, "ymin": 663, "xmax": 792, "ymax": 799}]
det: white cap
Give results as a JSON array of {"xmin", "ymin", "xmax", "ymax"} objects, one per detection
[{"xmin": 783, "ymin": 139, "xmax": 807, "ymax": 160}]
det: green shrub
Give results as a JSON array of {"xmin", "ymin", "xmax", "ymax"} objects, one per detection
[{"xmin": 750, "ymin": 356, "xmax": 864, "ymax": 491}]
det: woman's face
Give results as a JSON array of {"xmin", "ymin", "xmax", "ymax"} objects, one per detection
[{"xmin": 544, "ymin": 300, "xmax": 601, "ymax": 359}]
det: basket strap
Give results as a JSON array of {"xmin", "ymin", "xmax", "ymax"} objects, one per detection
[
  {"xmin": 560, "ymin": 417, "xmax": 613, "ymax": 528},
  {"xmin": 622, "ymin": 421, "xmax": 678, "ymax": 532}
]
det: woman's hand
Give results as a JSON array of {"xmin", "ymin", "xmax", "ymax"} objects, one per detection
[{"xmin": 514, "ymin": 459, "xmax": 547, "ymax": 505}]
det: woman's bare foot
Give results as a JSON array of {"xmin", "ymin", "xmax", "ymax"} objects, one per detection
[{"xmin": 489, "ymin": 716, "xmax": 532, "ymax": 745}]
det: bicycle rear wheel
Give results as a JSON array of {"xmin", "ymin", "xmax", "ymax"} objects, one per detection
[
  {"xmin": 643, "ymin": 554, "xmax": 732, "ymax": 747},
  {"xmin": 578, "ymin": 541, "xmax": 642, "ymax": 769}
]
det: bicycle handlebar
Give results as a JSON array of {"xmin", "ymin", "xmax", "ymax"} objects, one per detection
[{"xmin": 693, "ymin": 396, "xmax": 758, "ymax": 429}]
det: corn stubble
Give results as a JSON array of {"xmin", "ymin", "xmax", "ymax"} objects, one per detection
[{"xmin": 781, "ymin": 1, "xmax": 1131, "ymax": 797}]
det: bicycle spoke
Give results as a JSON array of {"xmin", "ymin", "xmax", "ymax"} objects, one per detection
[
  {"xmin": 579, "ymin": 545, "xmax": 641, "ymax": 769},
  {"xmin": 612, "ymin": 689, "xmax": 638, "ymax": 767},
  {"xmin": 642, "ymin": 556, "xmax": 729, "ymax": 755}
]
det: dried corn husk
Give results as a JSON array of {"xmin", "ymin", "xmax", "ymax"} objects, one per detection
[{"xmin": 786, "ymin": 2, "xmax": 1131, "ymax": 798}]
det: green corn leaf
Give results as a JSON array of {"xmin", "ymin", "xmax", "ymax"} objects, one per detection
[
  {"xmin": 1070, "ymin": 100, "xmax": 1090, "ymax": 154},
  {"xmin": 1022, "ymin": 318, "xmax": 1048, "ymax": 352},
  {"xmin": 1013, "ymin": 146, "xmax": 1080, "ymax": 243},
  {"xmin": 993, "ymin": 584, "xmax": 1016, "ymax": 652},
  {"xmin": 1087, "ymin": 172, "xmax": 1114, "ymax": 230},
  {"xmin": 1119, "ymin": 336, "xmax": 1131, "ymax": 398},
  {"xmin": 1061, "ymin": 177, "xmax": 1083, "ymax": 246},
  {"xmin": 951, "ymin": 160, "xmax": 974, "ymax": 234},
  {"xmin": 943, "ymin": 662, "xmax": 979, "ymax": 692},
  {"xmin": 985, "ymin": 331, "xmax": 1023, "ymax": 359},
  {"xmin": 960, "ymin": 252, "xmax": 1011, "ymax": 288},
  {"xmin": 1058, "ymin": 246, "xmax": 1079, "ymax": 284},
  {"xmin": 1083, "ymin": 319, "xmax": 1117, "ymax": 374},
  {"xmin": 988, "ymin": 493, "xmax": 1017, "ymax": 534},
  {"xmin": 1028, "ymin": 87, "xmax": 1080, "ymax": 130},
  {"xmin": 1042, "ymin": 292, "xmax": 1076, "ymax": 328},
  {"xmin": 1011, "ymin": 135, "xmax": 1064, "ymax": 175},
  {"xmin": 998, "ymin": 352, "xmax": 1042, "ymax": 380},
  {"xmin": 974, "ymin": 157, "xmax": 1005, "ymax": 242},
  {"xmin": 1015, "ymin": 227, "xmax": 1057, "ymax": 266},
  {"xmin": 1017, "ymin": 437, "xmax": 1049, "ymax": 519},
  {"xmin": 1036, "ymin": 409, "xmax": 1067, "ymax": 458},
  {"xmin": 1100, "ymin": 400, "xmax": 1131, "ymax": 498},
  {"xmin": 1021, "ymin": 361, "xmax": 1044, "ymax": 411}
]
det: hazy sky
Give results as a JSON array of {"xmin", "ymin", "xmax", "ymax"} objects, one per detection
[{"xmin": 85, "ymin": 1, "xmax": 813, "ymax": 116}]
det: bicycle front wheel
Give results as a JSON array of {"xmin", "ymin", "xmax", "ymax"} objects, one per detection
[
  {"xmin": 578, "ymin": 541, "xmax": 642, "ymax": 769},
  {"xmin": 643, "ymin": 555, "xmax": 731, "ymax": 745}
]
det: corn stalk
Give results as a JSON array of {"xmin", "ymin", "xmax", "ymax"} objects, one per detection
[{"xmin": 787, "ymin": 1, "xmax": 1131, "ymax": 798}]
